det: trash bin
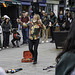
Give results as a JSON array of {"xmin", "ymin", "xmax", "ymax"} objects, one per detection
[{"xmin": 53, "ymin": 31, "xmax": 69, "ymax": 49}]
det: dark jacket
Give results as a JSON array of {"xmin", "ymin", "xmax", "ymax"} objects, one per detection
[
  {"xmin": 58, "ymin": 14, "xmax": 65, "ymax": 24},
  {"xmin": 13, "ymin": 32, "xmax": 21, "ymax": 40},
  {"xmin": 42, "ymin": 16, "xmax": 49, "ymax": 28},
  {"xmin": 2, "ymin": 22, "xmax": 11, "ymax": 32},
  {"xmin": 65, "ymin": 17, "xmax": 73, "ymax": 30},
  {"xmin": 50, "ymin": 15, "xmax": 57, "ymax": 27},
  {"xmin": 55, "ymin": 52, "xmax": 75, "ymax": 75}
]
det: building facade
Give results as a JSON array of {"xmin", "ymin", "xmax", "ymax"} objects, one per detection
[{"xmin": 46, "ymin": 0, "xmax": 59, "ymax": 17}]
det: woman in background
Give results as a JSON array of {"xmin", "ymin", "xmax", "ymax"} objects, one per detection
[
  {"xmin": 2, "ymin": 18, "xmax": 12, "ymax": 49},
  {"xmin": 55, "ymin": 19, "xmax": 75, "ymax": 75}
]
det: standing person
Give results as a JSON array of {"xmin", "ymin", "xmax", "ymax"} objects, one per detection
[
  {"xmin": 65, "ymin": 13, "xmax": 73, "ymax": 31},
  {"xmin": 41, "ymin": 10, "xmax": 45, "ymax": 19},
  {"xmin": 42, "ymin": 13, "xmax": 49, "ymax": 43},
  {"xmin": 21, "ymin": 11, "xmax": 30, "ymax": 45},
  {"xmin": 50, "ymin": 11, "xmax": 57, "ymax": 43},
  {"xmin": 21, "ymin": 14, "xmax": 46, "ymax": 64},
  {"xmin": 55, "ymin": 19, "xmax": 75, "ymax": 75},
  {"xmin": 2, "ymin": 18, "xmax": 12, "ymax": 49},
  {"xmin": 65, "ymin": 9, "xmax": 69, "ymax": 17},
  {"xmin": 58, "ymin": 11, "xmax": 65, "ymax": 31}
]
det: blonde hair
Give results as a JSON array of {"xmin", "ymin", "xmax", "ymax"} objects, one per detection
[{"xmin": 37, "ymin": 14, "xmax": 40, "ymax": 20}]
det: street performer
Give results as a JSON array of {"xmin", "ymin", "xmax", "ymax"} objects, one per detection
[{"xmin": 18, "ymin": 14, "xmax": 46, "ymax": 64}]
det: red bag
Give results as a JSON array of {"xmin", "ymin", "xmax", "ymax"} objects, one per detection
[{"xmin": 21, "ymin": 51, "xmax": 33, "ymax": 63}]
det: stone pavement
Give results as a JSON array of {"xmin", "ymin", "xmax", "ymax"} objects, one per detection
[{"xmin": 0, "ymin": 39, "xmax": 61, "ymax": 75}]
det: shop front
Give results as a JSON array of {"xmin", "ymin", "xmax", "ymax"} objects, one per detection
[
  {"xmin": 46, "ymin": 0, "xmax": 59, "ymax": 17},
  {"xmin": 1, "ymin": 0, "xmax": 21, "ymax": 28}
]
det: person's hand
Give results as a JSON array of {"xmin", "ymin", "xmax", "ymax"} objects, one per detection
[{"xmin": 17, "ymin": 19, "xmax": 21, "ymax": 23}]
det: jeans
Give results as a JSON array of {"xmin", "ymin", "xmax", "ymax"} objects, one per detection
[
  {"xmin": 29, "ymin": 39, "xmax": 39, "ymax": 62},
  {"xmin": 50, "ymin": 26, "xmax": 55, "ymax": 41},
  {"xmin": 22, "ymin": 28, "xmax": 29, "ymax": 43},
  {"xmin": 11, "ymin": 39, "xmax": 20, "ymax": 47},
  {"xmin": 42, "ymin": 28, "xmax": 49, "ymax": 41},
  {"xmin": 3, "ymin": 32, "xmax": 10, "ymax": 47}
]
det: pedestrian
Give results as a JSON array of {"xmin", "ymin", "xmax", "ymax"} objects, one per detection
[
  {"xmin": 11, "ymin": 29, "xmax": 21, "ymax": 48},
  {"xmin": 65, "ymin": 9, "xmax": 69, "ymax": 17},
  {"xmin": 42, "ymin": 13, "xmax": 49, "ymax": 43},
  {"xmin": 55, "ymin": 19, "xmax": 75, "ymax": 75},
  {"xmin": 22, "ymin": 14, "xmax": 46, "ymax": 64},
  {"xmin": 50, "ymin": 11, "xmax": 57, "ymax": 43},
  {"xmin": 41, "ymin": 10, "xmax": 45, "ymax": 19},
  {"xmin": 65, "ymin": 12, "xmax": 73, "ymax": 31},
  {"xmin": 2, "ymin": 18, "xmax": 12, "ymax": 49},
  {"xmin": 21, "ymin": 11, "xmax": 30, "ymax": 45},
  {"xmin": 58, "ymin": 11, "xmax": 65, "ymax": 31}
]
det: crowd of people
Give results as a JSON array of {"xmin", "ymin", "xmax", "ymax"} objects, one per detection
[
  {"xmin": 0, "ymin": 9, "xmax": 73, "ymax": 50},
  {"xmin": 0, "ymin": 9, "xmax": 73, "ymax": 64}
]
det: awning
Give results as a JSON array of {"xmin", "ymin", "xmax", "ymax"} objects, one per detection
[
  {"xmin": 3, "ymin": 0, "xmax": 21, "ymax": 5},
  {"xmin": 21, "ymin": 2, "xmax": 31, "ymax": 6},
  {"xmin": 39, "ymin": 3, "xmax": 47, "ymax": 7}
]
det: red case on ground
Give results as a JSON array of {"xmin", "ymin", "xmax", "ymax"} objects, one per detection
[{"xmin": 21, "ymin": 51, "xmax": 33, "ymax": 62}]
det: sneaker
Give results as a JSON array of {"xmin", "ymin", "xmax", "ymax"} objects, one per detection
[
  {"xmin": 46, "ymin": 40, "xmax": 48, "ymax": 43},
  {"xmin": 50, "ymin": 40, "xmax": 55, "ymax": 43},
  {"xmin": 12, "ymin": 46, "xmax": 16, "ymax": 48},
  {"xmin": 17, "ymin": 46, "xmax": 20, "ymax": 48},
  {"xmin": 6, "ymin": 47, "xmax": 9, "ymax": 49},
  {"xmin": 3, "ymin": 47, "xmax": 5, "ymax": 49},
  {"xmin": 42, "ymin": 41, "xmax": 44, "ymax": 43}
]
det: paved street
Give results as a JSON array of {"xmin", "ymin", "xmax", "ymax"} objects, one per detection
[{"xmin": 0, "ymin": 32, "xmax": 61, "ymax": 75}]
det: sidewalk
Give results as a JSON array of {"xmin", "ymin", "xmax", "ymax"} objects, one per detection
[{"xmin": 0, "ymin": 31, "xmax": 61, "ymax": 75}]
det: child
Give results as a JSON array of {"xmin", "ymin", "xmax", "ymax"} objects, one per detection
[
  {"xmin": 0, "ymin": 25, "xmax": 2, "ymax": 50},
  {"xmin": 11, "ymin": 29, "xmax": 21, "ymax": 48}
]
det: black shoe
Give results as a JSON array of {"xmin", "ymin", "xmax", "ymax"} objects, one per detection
[
  {"xmin": 21, "ymin": 43, "xmax": 25, "ymax": 45},
  {"xmin": 50, "ymin": 40, "xmax": 55, "ymax": 43},
  {"xmin": 12, "ymin": 45, "xmax": 16, "ymax": 48},
  {"xmin": 33, "ymin": 61, "xmax": 37, "ymax": 64},
  {"xmin": 17, "ymin": 46, "xmax": 20, "ymax": 48}
]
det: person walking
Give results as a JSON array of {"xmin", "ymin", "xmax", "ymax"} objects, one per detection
[
  {"xmin": 2, "ymin": 18, "xmax": 12, "ymax": 49},
  {"xmin": 21, "ymin": 11, "xmax": 30, "ymax": 45},
  {"xmin": 50, "ymin": 11, "xmax": 57, "ymax": 43},
  {"xmin": 42, "ymin": 13, "xmax": 49, "ymax": 43},
  {"xmin": 55, "ymin": 19, "xmax": 75, "ymax": 75}
]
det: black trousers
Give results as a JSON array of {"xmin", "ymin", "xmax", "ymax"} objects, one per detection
[
  {"xmin": 3, "ymin": 32, "xmax": 10, "ymax": 47},
  {"xmin": 29, "ymin": 39, "xmax": 39, "ymax": 62},
  {"xmin": 11, "ymin": 39, "xmax": 20, "ymax": 46},
  {"xmin": 50, "ymin": 26, "xmax": 55, "ymax": 41}
]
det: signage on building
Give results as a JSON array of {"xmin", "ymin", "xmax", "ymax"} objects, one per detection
[
  {"xmin": 17, "ymin": 0, "xmax": 33, "ymax": 2},
  {"xmin": 38, "ymin": 0, "xmax": 46, "ymax": 3}
]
